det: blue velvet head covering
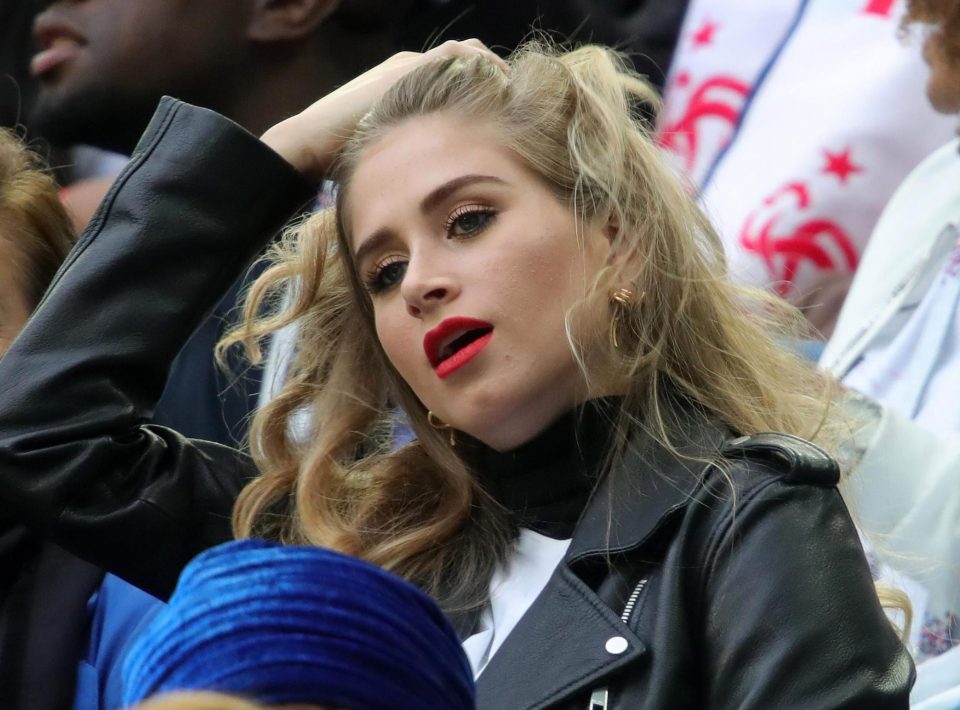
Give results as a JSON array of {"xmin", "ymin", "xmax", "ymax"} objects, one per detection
[{"xmin": 122, "ymin": 539, "xmax": 474, "ymax": 709}]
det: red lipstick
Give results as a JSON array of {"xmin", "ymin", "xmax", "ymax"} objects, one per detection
[{"xmin": 424, "ymin": 317, "xmax": 494, "ymax": 379}]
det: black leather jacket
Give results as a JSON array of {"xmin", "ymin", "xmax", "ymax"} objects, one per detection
[
  {"xmin": 0, "ymin": 100, "xmax": 913, "ymax": 707},
  {"xmin": 476, "ymin": 425, "xmax": 914, "ymax": 708},
  {"xmin": 0, "ymin": 99, "xmax": 315, "ymax": 599}
]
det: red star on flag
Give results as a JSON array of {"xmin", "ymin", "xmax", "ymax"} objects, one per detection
[
  {"xmin": 862, "ymin": 0, "xmax": 896, "ymax": 17},
  {"xmin": 692, "ymin": 20, "xmax": 718, "ymax": 48},
  {"xmin": 821, "ymin": 147, "xmax": 863, "ymax": 184}
]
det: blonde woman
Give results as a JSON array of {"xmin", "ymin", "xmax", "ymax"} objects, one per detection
[{"xmin": 0, "ymin": 41, "xmax": 911, "ymax": 707}]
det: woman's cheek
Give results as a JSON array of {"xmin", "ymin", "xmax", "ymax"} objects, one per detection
[{"xmin": 375, "ymin": 317, "xmax": 413, "ymax": 378}]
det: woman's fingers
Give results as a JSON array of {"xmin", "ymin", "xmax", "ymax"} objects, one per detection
[
  {"xmin": 427, "ymin": 38, "xmax": 509, "ymax": 72},
  {"xmin": 262, "ymin": 40, "xmax": 508, "ymax": 180}
]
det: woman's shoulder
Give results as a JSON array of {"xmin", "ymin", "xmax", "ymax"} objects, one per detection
[
  {"xmin": 660, "ymin": 429, "xmax": 847, "ymax": 545},
  {"xmin": 682, "ymin": 431, "xmax": 850, "ymax": 561},
  {"xmin": 717, "ymin": 431, "xmax": 840, "ymax": 489}
]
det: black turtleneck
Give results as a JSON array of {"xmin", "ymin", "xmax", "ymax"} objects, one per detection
[{"xmin": 458, "ymin": 399, "xmax": 619, "ymax": 540}]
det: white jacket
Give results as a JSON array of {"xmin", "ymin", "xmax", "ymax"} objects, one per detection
[
  {"xmin": 822, "ymin": 141, "xmax": 960, "ymax": 664},
  {"xmin": 822, "ymin": 140, "xmax": 960, "ymax": 377}
]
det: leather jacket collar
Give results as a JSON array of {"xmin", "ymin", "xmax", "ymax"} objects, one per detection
[{"xmin": 476, "ymin": 416, "xmax": 729, "ymax": 709}]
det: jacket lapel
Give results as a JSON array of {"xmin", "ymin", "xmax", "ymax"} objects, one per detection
[
  {"xmin": 476, "ymin": 564, "xmax": 644, "ymax": 710},
  {"xmin": 476, "ymin": 418, "xmax": 727, "ymax": 709}
]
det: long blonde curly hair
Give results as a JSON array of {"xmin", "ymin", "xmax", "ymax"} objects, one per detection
[{"xmin": 220, "ymin": 42, "xmax": 844, "ymax": 613}]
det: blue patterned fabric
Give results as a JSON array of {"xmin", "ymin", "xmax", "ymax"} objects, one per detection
[{"xmin": 122, "ymin": 539, "xmax": 474, "ymax": 709}]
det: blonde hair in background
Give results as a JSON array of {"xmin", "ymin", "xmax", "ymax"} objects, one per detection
[
  {"xmin": 130, "ymin": 690, "xmax": 306, "ymax": 710},
  {"xmin": 222, "ymin": 41, "xmax": 886, "ymax": 616},
  {"xmin": 0, "ymin": 129, "xmax": 75, "ymax": 310},
  {"xmin": 0, "ymin": 129, "xmax": 76, "ymax": 355}
]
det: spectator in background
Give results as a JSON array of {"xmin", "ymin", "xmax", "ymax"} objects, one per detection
[
  {"xmin": 819, "ymin": 4, "xmax": 960, "ymax": 703},
  {"xmin": 1, "ymin": 0, "xmax": 42, "ymax": 130},
  {"xmin": 0, "ymin": 128, "xmax": 90, "ymax": 710},
  {"xmin": 122, "ymin": 541, "xmax": 474, "ymax": 710},
  {"xmin": 0, "ymin": 129, "xmax": 71, "ymax": 353},
  {"xmin": 131, "ymin": 696, "xmax": 268, "ymax": 710},
  {"xmin": 658, "ymin": 0, "xmax": 956, "ymax": 336}
]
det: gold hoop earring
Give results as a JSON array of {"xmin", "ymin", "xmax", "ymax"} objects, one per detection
[
  {"xmin": 427, "ymin": 410, "xmax": 456, "ymax": 447},
  {"xmin": 609, "ymin": 287, "xmax": 640, "ymax": 349}
]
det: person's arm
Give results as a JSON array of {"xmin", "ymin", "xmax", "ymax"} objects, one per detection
[
  {"xmin": 0, "ymin": 98, "xmax": 316, "ymax": 598},
  {"xmin": 699, "ymin": 473, "xmax": 914, "ymax": 707},
  {"xmin": 0, "ymin": 41, "xmax": 504, "ymax": 599}
]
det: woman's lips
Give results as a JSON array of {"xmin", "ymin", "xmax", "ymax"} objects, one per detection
[{"xmin": 423, "ymin": 317, "xmax": 494, "ymax": 379}]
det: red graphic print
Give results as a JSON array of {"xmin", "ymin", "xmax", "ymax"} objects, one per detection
[
  {"xmin": 740, "ymin": 182, "xmax": 859, "ymax": 296},
  {"xmin": 919, "ymin": 612, "xmax": 958, "ymax": 657},
  {"xmin": 862, "ymin": 0, "xmax": 896, "ymax": 17},
  {"xmin": 946, "ymin": 237, "xmax": 960, "ymax": 277},
  {"xmin": 659, "ymin": 75, "xmax": 750, "ymax": 173},
  {"xmin": 692, "ymin": 20, "xmax": 719, "ymax": 48},
  {"xmin": 821, "ymin": 147, "xmax": 863, "ymax": 184}
]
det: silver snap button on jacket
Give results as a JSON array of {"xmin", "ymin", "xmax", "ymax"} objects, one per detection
[{"xmin": 605, "ymin": 636, "xmax": 629, "ymax": 655}]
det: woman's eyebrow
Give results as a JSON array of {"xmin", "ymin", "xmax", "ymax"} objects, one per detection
[
  {"xmin": 353, "ymin": 228, "xmax": 395, "ymax": 266},
  {"xmin": 419, "ymin": 174, "xmax": 506, "ymax": 214}
]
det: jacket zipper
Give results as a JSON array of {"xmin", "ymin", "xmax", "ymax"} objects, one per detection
[
  {"xmin": 620, "ymin": 577, "xmax": 647, "ymax": 624},
  {"xmin": 588, "ymin": 578, "xmax": 648, "ymax": 709}
]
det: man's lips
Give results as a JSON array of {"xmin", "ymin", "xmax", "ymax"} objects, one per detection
[
  {"xmin": 423, "ymin": 317, "xmax": 494, "ymax": 379},
  {"xmin": 32, "ymin": 17, "xmax": 86, "ymax": 79}
]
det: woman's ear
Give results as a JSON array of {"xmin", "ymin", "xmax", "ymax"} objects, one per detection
[
  {"xmin": 602, "ymin": 214, "xmax": 620, "ymax": 245},
  {"xmin": 247, "ymin": 0, "xmax": 340, "ymax": 42},
  {"xmin": 600, "ymin": 214, "xmax": 623, "ymax": 268}
]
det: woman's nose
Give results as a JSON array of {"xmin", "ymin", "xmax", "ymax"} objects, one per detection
[{"xmin": 400, "ymin": 255, "xmax": 460, "ymax": 318}]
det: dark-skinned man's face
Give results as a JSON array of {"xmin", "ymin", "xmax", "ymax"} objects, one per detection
[{"xmin": 30, "ymin": 0, "xmax": 251, "ymax": 153}]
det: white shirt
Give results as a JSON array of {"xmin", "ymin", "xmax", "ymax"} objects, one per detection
[{"xmin": 462, "ymin": 529, "xmax": 570, "ymax": 678}]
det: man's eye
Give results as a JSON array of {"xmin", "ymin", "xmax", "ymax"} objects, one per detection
[
  {"xmin": 365, "ymin": 256, "xmax": 407, "ymax": 295},
  {"xmin": 446, "ymin": 206, "xmax": 496, "ymax": 238}
]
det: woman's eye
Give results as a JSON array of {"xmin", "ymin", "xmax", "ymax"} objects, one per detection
[
  {"xmin": 446, "ymin": 206, "xmax": 496, "ymax": 238},
  {"xmin": 365, "ymin": 256, "xmax": 407, "ymax": 295}
]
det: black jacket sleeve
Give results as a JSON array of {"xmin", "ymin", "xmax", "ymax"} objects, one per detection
[
  {"xmin": 699, "ymin": 473, "xmax": 914, "ymax": 708},
  {"xmin": 0, "ymin": 98, "xmax": 317, "ymax": 599}
]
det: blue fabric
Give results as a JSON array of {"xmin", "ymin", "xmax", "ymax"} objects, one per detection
[
  {"xmin": 122, "ymin": 539, "xmax": 474, "ymax": 710},
  {"xmin": 154, "ymin": 266, "xmax": 264, "ymax": 448},
  {"xmin": 787, "ymin": 337, "xmax": 824, "ymax": 362},
  {"xmin": 72, "ymin": 575, "xmax": 165, "ymax": 710}
]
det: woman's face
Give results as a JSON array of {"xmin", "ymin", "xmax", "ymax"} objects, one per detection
[{"xmin": 346, "ymin": 113, "xmax": 614, "ymax": 451}]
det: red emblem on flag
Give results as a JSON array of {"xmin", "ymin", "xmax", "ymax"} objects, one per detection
[
  {"xmin": 659, "ymin": 74, "xmax": 750, "ymax": 173},
  {"xmin": 739, "ymin": 181, "xmax": 859, "ymax": 297},
  {"xmin": 691, "ymin": 20, "xmax": 719, "ymax": 49},
  {"xmin": 862, "ymin": 0, "xmax": 896, "ymax": 17}
]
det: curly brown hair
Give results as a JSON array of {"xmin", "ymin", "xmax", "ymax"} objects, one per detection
[
  {"xmin": 906, "ymin": 0, "xmax": 960, "ymax": 69},
  {"xmin": 0, "ymin": 130, "xmax": 75, "ymax": 309},
  {"xmin": 0, "ymin": 130, "xmax": 76, "ymax": 352}
]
